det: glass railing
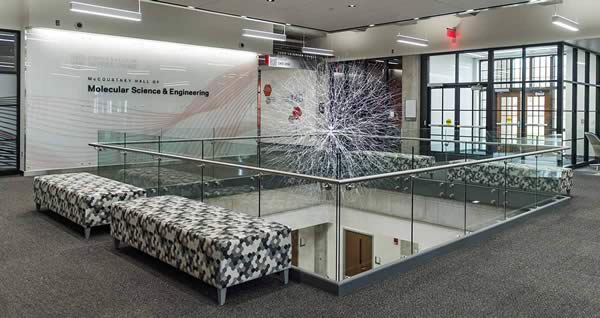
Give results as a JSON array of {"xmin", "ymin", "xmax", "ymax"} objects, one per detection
[{"xmin": 90, "ymin": 130, "xmax": 571, "ymax": 283}]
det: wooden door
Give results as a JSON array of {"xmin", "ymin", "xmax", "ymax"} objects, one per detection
[
  {"xmin": 496, "ymin": 92, "xmax": 521, "ymax": 140},
  {"xmin": 525, "ymin": 92, "xmax": 552, "ymax": 138},
  {"xmin": 344, "ymin": 230, "xmax": 373, "ymax": 277},
  {"xmin": 291, "ymin": 230, "xmax": 298, "ymax": 267}
]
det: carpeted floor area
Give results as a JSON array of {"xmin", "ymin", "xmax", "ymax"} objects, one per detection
[{"xmin": 1, "ymin": 173, "xmax": 600, "ymax": 317}]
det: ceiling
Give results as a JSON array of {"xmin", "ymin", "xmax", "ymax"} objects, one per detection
[
  {"xmin": 570, "ymin": 38, "xmax": 600, "ymax": 53},
  {"xmin": 163, "ymin": 0, "xmax": 528, "ymax": 32}
]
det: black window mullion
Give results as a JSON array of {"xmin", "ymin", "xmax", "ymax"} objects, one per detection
[
  {"xmin": 597, "ymin": 54, "xmax": 600, "ymax": 139},
  {"xmin": 486, "ymin": 49, "xmax": 495, "ymax": 154},
  {"xmin": 454, "ymin": 54, "xmax": 460, "ymax": 153},
  {"xmin": 585, "ymin": 52, "xmax": 590, "ymax": 162},
  {"xmin": 572, "ymin": 48, "xmax": 578, "ymax": 165},
  {"xmin": 557, "ymin": 44, "xmax": 564, "ymax": 140},
  {"xmin": 521, "ymin": 49, "xmax": 527, "ymax": 139}
]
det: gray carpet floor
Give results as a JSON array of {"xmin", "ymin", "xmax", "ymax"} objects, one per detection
[{"xmin": 1, "ymin": 173, "xmax": 600, "ymax": 317}]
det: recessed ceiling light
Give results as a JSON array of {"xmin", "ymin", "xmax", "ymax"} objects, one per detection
[
  {"xmin": 302, "ymin": 47, "xmax": 335, "ymax": 57},
  {"xmin": 348, "ymin": 4, "xmax": 357, "ymax": 8},
  {"xmin": 552, "ymin": 14, "xmax": 579, "ymax": 32},
  {"xmin": 70, "ymin": 1, "xmax": 142, "ymax": 22},
  {"xmin": 396, "ymin": 34, "xmax": 429, "ymax": 47},
  {"xmin": 369, "ymin": 24, "xmax": 375, "ymax": 27},
  {"xmin": 266, "ymin": 0, "xmax": 275, "ymax": 2},
  {"xmin": 242, "ymin": 29, "xmax": 287, "ymax": 42}
]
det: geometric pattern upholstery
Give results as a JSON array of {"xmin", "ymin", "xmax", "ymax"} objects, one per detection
[
  {"xmin": 356, "ymin": 151, "xmax": 436, "ymax": 190},
  {"xmin": 110, "ymin": 195, "xmax": 292, "ymax": 289},
  {"xmin": 447, "ymin": 160, "xmax": 574, "ymax": 194},
  {"xmin": 33, "ymin": 173, "xmax": 147, "ymax": 228},
  {"xmin": 357, "ymin": 151, "xmax": 436, "ymax": 172}
]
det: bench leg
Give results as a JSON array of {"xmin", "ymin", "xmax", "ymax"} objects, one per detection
[
  {"xmin": 84, "ymin": 227, "xmax": 91, "ymax": 240},
  {"xmin": 282, "ymin": 269, "xmax": 289, "ymax": 285},
  {"xmin": 113, "ymin": 238, "xmax": 120, "ymax": 250},
  {"xmin": 217, "ymin": 288, "xmax": 227, "ymax": 306}
]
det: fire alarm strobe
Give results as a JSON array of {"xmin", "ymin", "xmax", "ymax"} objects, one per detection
[{"xmin": 446, "ymin": 28, "xmax": 457, "ymax": 39}]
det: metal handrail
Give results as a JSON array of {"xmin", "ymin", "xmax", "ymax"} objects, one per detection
[
  {"xmin": 89, "ymin": 142, "xmax": 338, "ymax": 184},
  {"xmin": 338, "ymin": 146, "xmax": 569, "ymax": 184},
  {"xmin": 98, "ymin": 133, "xmax": 563, "ymax": 149},
  {"xmin": 97, "ymin": 134, "xmax": 325, "ymax": 145},
  {"xmin": 89, "ymin": 142, "xmax": 568, "ymax": 185}
]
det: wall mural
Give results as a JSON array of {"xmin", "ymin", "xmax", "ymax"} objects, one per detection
[
  {"xmin": 24, "ymin": 28, "xmax": 258, "ymax": 172},
  {"xmin": 260, "ymin": 60, "xmax": 399, "ymax": 179}
]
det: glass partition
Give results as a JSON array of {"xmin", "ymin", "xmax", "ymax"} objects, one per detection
[{"xmin": 0, "ymin": 30, "xmax": 19, "ymax": 174}]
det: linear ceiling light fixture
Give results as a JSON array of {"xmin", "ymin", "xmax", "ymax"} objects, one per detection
[
  {"xmin": 70, "ymin": 1, "xmax": 142, "ymax": 22},
  {"xmin": 301, "ymin": 47, "xmax": 335, "ymax": 57},
  {"xmin": 242, "ymin": 29, "xmax": 286, "ymax": 42},
  {"xmin": 551, "ymin": 14, "xmax": 579, "ymax": 31},
  {"xmin": 396, "ymin": 34, "xmax": 429, "ymax": 47}
]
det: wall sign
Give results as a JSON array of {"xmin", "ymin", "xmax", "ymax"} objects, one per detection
[{"xmin": 24, "ymin": 28, "xmax": 258, "ymax": 172}]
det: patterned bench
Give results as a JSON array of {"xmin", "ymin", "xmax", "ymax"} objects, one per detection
[
  {"xmin": 447, "ymin": 160, "xmax": 573, "ymax": 194},
  {"xmin": 110, "ymin": 196, "xmax": 292, "ymax": 305},
  {"xmin": 353, "ymin": 151, "xmax": 436, "ymax": 191},
  {"xmin": 356, "ymin": 151, "xmax": 436, "ymax": 172},
  {"xmin": 33, "ymin": 173, "xmax": 146, "ymax": 239}
]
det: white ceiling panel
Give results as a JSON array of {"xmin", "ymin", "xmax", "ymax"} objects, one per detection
[{"xmin": 164, "ymin": 0, "xmax": 527, "ymax": 31}]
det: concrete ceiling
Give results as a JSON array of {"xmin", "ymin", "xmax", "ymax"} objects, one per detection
[{"xmin": 163, "ymin": 0, "xmax": 529, "ymax": 32}]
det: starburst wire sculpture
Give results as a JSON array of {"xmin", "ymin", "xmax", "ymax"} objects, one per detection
[{"xmin": 260, "ymin": 59, "xmax": 402, "ymax": 182}]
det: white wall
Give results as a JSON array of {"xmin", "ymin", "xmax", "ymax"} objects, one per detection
[
  {"xmin": 312, "ymin": 0, "xmax": 600, "ymax": 60},
  {"xmin": 297, "ymin": 227, "xmax": 316, "ymax": 273},
  {"xmin": 24, "ymin": 28, "xmax": 259, "ymax": 172},
  {"xmin": 0, "ymin": 0, "xmax": 26, "ymax": 30},
  {"xmin": 260, "ymin": 67, "xmax": 319, "ymax": 137}
]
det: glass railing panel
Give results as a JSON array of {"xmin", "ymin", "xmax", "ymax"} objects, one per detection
[
  {"xmin": 153, "ymin": 158, "xmax": 204, "ymax": 199},
  {"xmin": 258, "ymin": 174, "xmax": 337, "ymax": 280},
  {"xmin": 462, "ymin": 160, "xmax": 507, "ymax": 233},
  {"xmin": 123, "ymin": 131, "xmax": 160, "ymax": 152},
  {"xmin": 158, "ymin": 137, "xmax": 204, "ymax": 159},
  {"xmin": 339, "ymin": 174, "xmax": 414, "ymax": 281},
  {"xmin": 535, "ymin": 150, "xmax": 572, "ymax": 198},
  {"xmin": 258, "ymin": 136, "xmax": 339, "ymax": 178},
  {"xmin": 503, "ymin": 155, "xmax": 542, "ymax": 219},
  {"xmin": 411, "ymin": 167, "xmax": 465, "ymax": 253},
  {"xmin": 341, "ymin": 148, "xmax": 435, "ymax": 179},
  {"xmin": 121, "ymin": 153, "xmax": 159, "ymax": 195},
  {"xmin": 203, "ymin": 163, "xmax": 260, "ymax": 217},
  {"xmin": 203, "ymin": 139, "xmax": 258, "ymax": 166},
  {"xmin": 96, "ymin": 131, "xmax": 125, "ymax": 181}
]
